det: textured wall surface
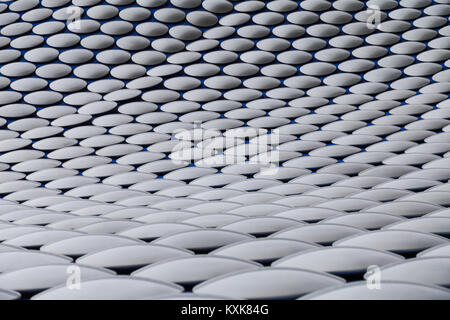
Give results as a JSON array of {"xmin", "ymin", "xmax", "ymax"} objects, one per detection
[{"xmin": 0, "ymin": 0, "xmax": 449, "ymax": 300}]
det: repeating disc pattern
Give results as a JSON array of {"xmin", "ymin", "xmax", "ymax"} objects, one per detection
[{"xmin": 0, "ymin": 0, "xmax": 449, "ymax": 300}]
